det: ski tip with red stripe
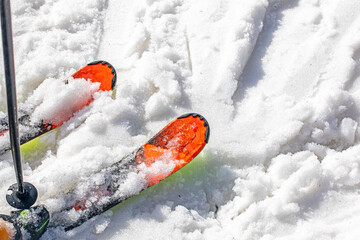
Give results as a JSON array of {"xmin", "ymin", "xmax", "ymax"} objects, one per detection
[{"xmin": 72, "ymin": 60, "xmax": 117, "ymax": 91}]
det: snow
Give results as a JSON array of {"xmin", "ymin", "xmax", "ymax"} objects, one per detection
[
  {"xmin": 1, "ymin": 0, "xmax": 360, "ymax": 239},
  {"xmin": 27, "ymin": 77, "xmax": 100, "ymax": 125}
]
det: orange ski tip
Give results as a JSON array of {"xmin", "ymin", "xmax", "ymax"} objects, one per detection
[
  {"xmin": 0, "ymin": 218, "xmax": 15, "ymax": 240},
  {"xmin": 72, "ymin": 60, "xmax": 117, "ymax": 91},
  {"xmin": 177, "ymin": 113, "xmax": 210, "ymax": 143},
  {"xmin": 136, "ymin": 113, "xmax": 210, "ymax": 186}
]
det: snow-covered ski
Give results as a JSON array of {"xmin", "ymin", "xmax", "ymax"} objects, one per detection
[
  {"xmin": 0, "ymin": 60, "xmax": 117, "ymax": 155},
  {"xmin": 0, "ymin": 113, "xmax": 209, "ymax": 239},
  {"xmin": 49, "ymin": 113, "xmax": 210, "ymax": 231}
]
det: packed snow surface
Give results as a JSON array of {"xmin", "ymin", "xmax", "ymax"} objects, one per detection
[{"xmin": 1, "ymin": 0, "xmax": 360, "ymax": 239}]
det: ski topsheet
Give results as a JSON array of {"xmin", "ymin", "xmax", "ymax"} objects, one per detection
[
  {"xmin": 0, "ymin": 61, "xmax": 117, "ymax": 155},
  {"xmin": 50, "ymin": 113, "xmax": 210, "ymax": 231}
]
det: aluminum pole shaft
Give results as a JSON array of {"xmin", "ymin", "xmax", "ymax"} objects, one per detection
[{"xmin": 0, "ymin": 0, "xmax": 24, "ymax": 194}]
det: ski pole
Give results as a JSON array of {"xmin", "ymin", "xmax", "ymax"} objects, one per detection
[{"xmin": 0, "ymin": 0, "xmax": 37, "ymax": 209}]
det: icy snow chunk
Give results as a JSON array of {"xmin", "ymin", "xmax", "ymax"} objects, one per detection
[
  {"xmin": 137, "ymin": 150, "xmax": 177, "ymax": 185},
  {"xmin": 85, "ymin": 112, "xmax": 107, "ymax": 134},
  {"xmin": 339, "ymin": 118, "xmax": 357, "ymax": 145},
  {"xmin": 28, "ymin": 77, "xmax": 99, "ymax": 126},
  {"xmin": 322, "ymin": 146, "xmax": 360, "ymax": 187},
  {"xmin": 145, "ymin": 93, "xmax": 171, "ymax": 120},
  {"xmin": 93, "ymin": 217, "xmax": 111, "ymax": 234},
  {"xmin": 271, "ymin": 153, "xmax": 321, "ymax": 204},
  {"xmin": 117, "ymin": 172, "xmax": 147, "ymax": 196}
]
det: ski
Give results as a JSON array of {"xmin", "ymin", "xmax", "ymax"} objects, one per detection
[
  {"xmin": 0, "ymin": 60, "xmax": 117, "ymax": 155},
  {"xmin": 49, "ymin": 113, "xmax": 210, "ymax": 231}
]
